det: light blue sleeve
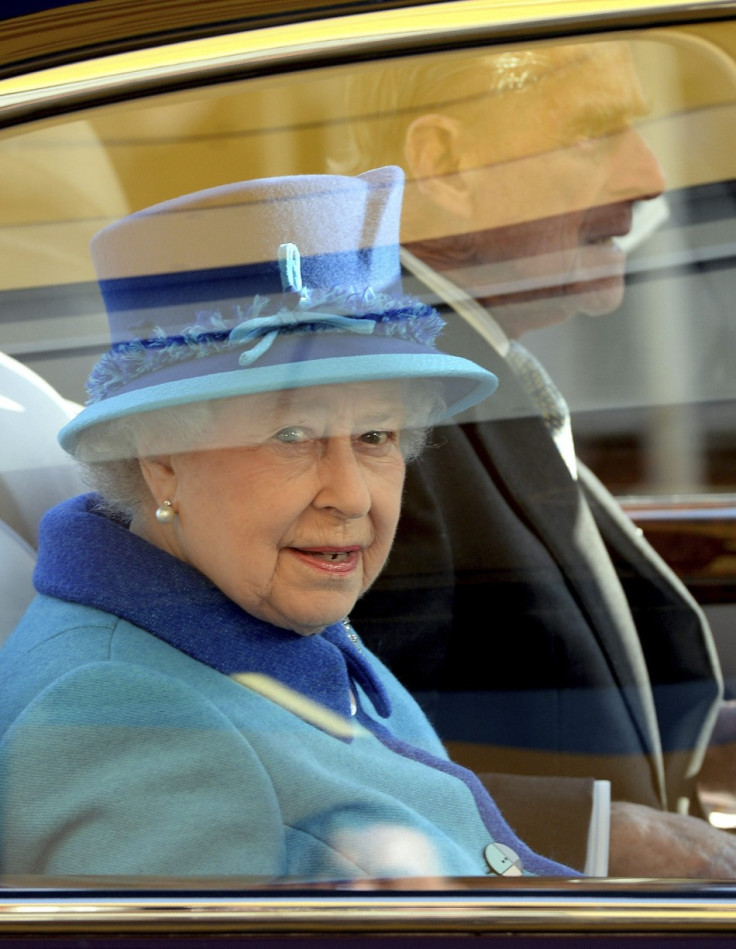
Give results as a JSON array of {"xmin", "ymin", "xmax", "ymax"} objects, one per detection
[{"xmin": 0, "ymin": 660, "xmax": 287, "ymax": 877}]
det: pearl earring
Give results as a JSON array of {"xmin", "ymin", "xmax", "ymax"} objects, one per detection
[{"xmin": 155, "ymin": 499, "xmax": 176, "ymax": 524}]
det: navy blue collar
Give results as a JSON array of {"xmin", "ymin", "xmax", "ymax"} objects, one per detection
[{"xmin": 34, "ymin": 494, "xmax": 391, "ymax": 724}]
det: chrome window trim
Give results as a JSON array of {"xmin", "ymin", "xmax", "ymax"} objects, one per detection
[
  {"xmin": 2, "ymin": 883, "xmax": 736, "ymax": 934},
  {"xmin": 0, "ymin": 0, "xmax": 734, "ymax": 129}
]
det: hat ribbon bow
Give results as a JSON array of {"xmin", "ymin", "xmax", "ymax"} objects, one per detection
[
  {"xmin": 230, "ymin": 242, "xmax": 376, "ymax": 368},
  {"xmin": 230, "ymin": 310, "xmax": 377, "ymax": 367}
]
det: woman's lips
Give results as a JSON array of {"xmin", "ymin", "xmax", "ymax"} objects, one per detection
[{"xmin": 288, "ymin": 546, "xmax": 362, "ymax": 574}]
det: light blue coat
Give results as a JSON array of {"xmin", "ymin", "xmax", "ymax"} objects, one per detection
[{"xmin": 0, "ymin": 496, "xmax": 570, "ymax": 879}]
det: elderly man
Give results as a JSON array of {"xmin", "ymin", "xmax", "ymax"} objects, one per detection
[{"xmin": 343, "ymin": 40, "xmax": 736, "ymax": 876}]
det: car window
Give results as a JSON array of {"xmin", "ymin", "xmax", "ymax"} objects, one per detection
[{"xmin": 1, "ymin": 5, "xmax": 736, "ymax": 925}]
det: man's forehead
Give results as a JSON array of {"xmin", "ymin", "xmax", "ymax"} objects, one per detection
[
  {"xmin": 493, "ymin": 43, "xmax": 639, "ymax": 106},
  {"xmin": 484, "ymin": 41, "xmax": 629, "ymax": 87},
  {"xmin": 478, "ymin": 42, "xmax": 648, "ymax": 149}
]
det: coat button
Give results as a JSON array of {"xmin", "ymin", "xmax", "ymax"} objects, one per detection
[{"xmin": 484, "ymin": 842, "xmax": 524, "ymax": 876}]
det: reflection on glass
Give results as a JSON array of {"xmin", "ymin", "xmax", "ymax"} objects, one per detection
[{"xmin": 339, "ymin": 36, "xmax": 736, "ymax": 877}]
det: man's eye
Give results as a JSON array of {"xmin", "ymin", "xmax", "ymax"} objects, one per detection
[{"xmin": 274, "ymin": 426, "xmax": 311, "ymax": 443}]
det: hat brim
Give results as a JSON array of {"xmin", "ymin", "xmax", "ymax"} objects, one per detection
[{"xmin": 58, "ymin": 353, "xmax": 497, "ymax": 454}]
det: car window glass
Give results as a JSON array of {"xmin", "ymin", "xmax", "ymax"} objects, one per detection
[{"xmin": 1, "ymin": 22, "xmax": 736, "ymax": 890}]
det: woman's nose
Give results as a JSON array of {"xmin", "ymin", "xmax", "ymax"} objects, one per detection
[{"xmin": 313, "ymin": 438, "xmax": 372, "ymax": 518}]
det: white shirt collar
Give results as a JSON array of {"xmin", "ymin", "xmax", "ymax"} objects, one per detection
[
  {"xmin": 400, "ymin": 247, "xmax": 510, "ymax": 358},
  {"xmin": 401, "ymin": 247, "xmax": 577, "ymax": 478}
]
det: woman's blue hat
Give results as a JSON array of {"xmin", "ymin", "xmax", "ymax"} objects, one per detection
[{"xmin": 59, "ymin": 166, "xmax": 498, "ymax": 453}]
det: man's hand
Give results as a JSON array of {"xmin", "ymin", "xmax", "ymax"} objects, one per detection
[
  {"xmin": 609, "ymin": 801, "xmax": 736, "ymax": 878},
  {"xmin": 699, "ymin": 700, "xmax": 736, "ymax": 794}
]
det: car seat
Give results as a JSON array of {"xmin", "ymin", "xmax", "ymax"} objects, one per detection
[{"xmin": 0, "ymin": 351, "xmax": 85, "ymax": 644}]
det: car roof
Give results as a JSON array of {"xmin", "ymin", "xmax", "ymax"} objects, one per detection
[
  {"xmin": 1, "ymin": 0, "xmax": 733, "ymax": 81},
  {"xmin": 0, "ymin": 0, "xmax": 439, "ymax": 78}
]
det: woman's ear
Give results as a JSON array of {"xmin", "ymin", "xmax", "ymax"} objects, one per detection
[
  {"xmin": 404, "ymin": 114, "xmax": 474, "ymax": 220},
  {"xmin": 138, "ymin": 454, "xmax": 177, "ymax": 508}
]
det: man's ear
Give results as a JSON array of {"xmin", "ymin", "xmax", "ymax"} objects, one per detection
[
  {"xmin": 404, "ymin": 114, "xmax": 474, "ymax": 219},
  {"xmin": 138, "ymin": 454, "xmax": 177, "ymax": 508}
]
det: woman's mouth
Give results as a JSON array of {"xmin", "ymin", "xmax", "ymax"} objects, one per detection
[{"xmin": 288, "ymin": 546, "xmax": 362, "ymax": 574}]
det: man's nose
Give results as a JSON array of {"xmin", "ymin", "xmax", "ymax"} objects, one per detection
[
  {"xmin": 313, "ymin": 438, "xmax": 372, "ymax": 519},
  {"xmin": 609, "ymin": 127, "xmax": 666, "ymax": 201}
]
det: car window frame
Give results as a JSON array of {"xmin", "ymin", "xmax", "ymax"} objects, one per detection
[{"xmin": 2, "ymin": 0, "xmax": 736, "ymax": 939}]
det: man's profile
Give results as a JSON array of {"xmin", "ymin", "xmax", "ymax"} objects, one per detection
[{"xmin": 340, "ymin": 39, "xmax": 736, "ymax": 876}]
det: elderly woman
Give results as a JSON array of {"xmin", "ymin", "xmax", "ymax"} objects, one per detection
[{"xmin": 0, "ymin": 167, "xmax": 571, "ymax": 880}]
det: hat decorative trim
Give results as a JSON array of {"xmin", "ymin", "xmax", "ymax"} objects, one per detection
[{"xmin": 86, "ymin": 243, "xmax": 445, "ymax": 405}]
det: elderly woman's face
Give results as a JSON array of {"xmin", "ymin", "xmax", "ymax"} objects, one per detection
[{"xmin": 140, "ymin": 382, "xmax": 407, "ymax": 636}]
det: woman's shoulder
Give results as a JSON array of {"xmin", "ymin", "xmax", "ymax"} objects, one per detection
[
  {"xmin": 1, "ymin": 594, "xmax": 124, "ymax": 676},
  {"xmin": 0, "ymin": 596, "xmax": 238, "ymax": 734},
  {"xmin": 2, "ymin": 594, "xmax": 165, "ymax": 670}
]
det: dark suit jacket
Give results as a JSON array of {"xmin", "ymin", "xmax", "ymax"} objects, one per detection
[{"xmin": 352, "ymin": 299, "xmax": 723, "ymax": 831}]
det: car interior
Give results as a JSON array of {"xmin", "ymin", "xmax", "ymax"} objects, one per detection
[{"xmin": 1, "ymin": 0, "xmax": 736, "ymax": 939}]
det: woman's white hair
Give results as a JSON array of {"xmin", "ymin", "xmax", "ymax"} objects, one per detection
[
  {"xmin": 74, "ymin": 380, "xmax": 444, "ymax": 519},
  {"xmin": 73, "ymin": 401, "xmax": 215, "ymax": 519}
]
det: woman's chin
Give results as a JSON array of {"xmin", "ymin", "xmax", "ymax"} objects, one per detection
[
  {"xmin": 266, "ymin": 601, "xmax": 358, "ymax": 637},
  {"xmin": 289, "ymin": 621, "xmax": 333, "ymax": 637}
]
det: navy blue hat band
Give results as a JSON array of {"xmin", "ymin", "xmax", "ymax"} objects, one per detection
[{"xmin": 101, "ymin": 247, "xmax": 401, "ymax": 332}]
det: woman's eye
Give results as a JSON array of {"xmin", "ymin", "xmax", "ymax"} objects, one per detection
[
  {"xmin": 358, "ymin": 430, "xmax": 394, "ymax": 447},
  {"xmin": 274, "ymin": 426, "xmax": 311, "ymax": 444}
]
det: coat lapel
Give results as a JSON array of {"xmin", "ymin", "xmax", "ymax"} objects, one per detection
[
  {"xmin": 458, "ymin": 349, "xmax": 668, "ymax": 803},
  {"xmin": 579, "ymin": 461, "xmax": 723, "ymax": 806},
  {"xmin": 401, "ymin": 269, "xmax": 718, "ymax": 807}
]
